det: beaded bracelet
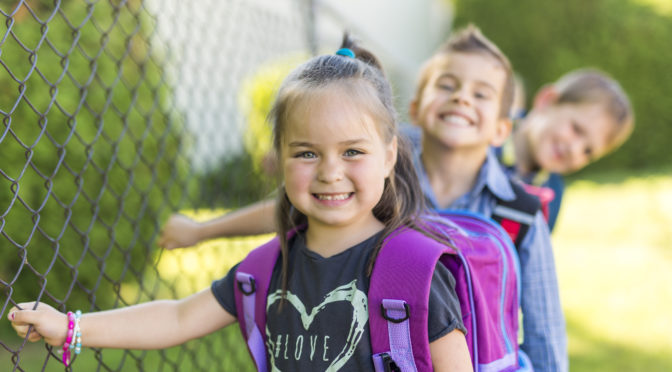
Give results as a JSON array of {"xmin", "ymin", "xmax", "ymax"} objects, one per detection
[
  {"xmin": 62, "ymin": 311, "xmax": 75, "ymax": 366},
  {"xmin": 69, "ymin": 310, "xmax": 82, "ymax": 356}
]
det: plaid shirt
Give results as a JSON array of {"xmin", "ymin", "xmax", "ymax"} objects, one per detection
[{"xmin": 402, "ymin": 125, "xmax": 568, "ymax": 372}]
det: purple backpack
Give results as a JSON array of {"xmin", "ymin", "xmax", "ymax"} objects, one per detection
[{"xmin": 234, "ymin": 212, "xmax": 530, "ymax": 372}]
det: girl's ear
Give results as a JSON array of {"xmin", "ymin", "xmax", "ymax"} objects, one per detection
[
  {"xmin": 532, "ymin": 85, "xmax": 559, "ymax": 110},
  {"xmin": 385, "ymin": 135, "xmax": 398, "ymax": 177},
  {"xmin": 490, "ymin": 118, "xmax": 512, "ymax": 147}
]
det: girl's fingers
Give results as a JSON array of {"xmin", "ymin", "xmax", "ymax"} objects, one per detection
[
  {"xmin": 11, "ymin": 308, "xmax": 38, "ymax": 326},
  {"xmin": 27, "ymin": 331, "xmax": 43, "ymax": 342}
]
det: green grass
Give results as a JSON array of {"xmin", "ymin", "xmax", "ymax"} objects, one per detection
[{"xmin": 554, "ymin": 171, "xmax": 672, "ymax": 371}]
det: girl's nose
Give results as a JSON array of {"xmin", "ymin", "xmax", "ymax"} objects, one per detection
[{"xmin": 316, "ymin": 157, "xmax": 343, "ymax": 183}]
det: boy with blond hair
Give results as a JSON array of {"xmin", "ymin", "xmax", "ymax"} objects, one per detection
[{"xmin": 500, "ymin": 69, "xmax": 634, "ymax": 230}]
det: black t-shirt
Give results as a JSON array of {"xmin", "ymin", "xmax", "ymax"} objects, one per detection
[{"xmin": 212, "ymin": 231, "xmax": 465, "ymax": 371}]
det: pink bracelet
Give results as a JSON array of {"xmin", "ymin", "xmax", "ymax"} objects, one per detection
[{"xmin": 63, "ymin": 311, "xmax": 75, "ymax": 366}]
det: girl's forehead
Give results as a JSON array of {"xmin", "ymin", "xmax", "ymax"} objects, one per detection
[
  {"xmin": 282, "ymin": 87, "xmax": 385, "ymax": 143},
  {"xmin": 283, "ymin": 84, "xmax": 388, "ymax": 137}
]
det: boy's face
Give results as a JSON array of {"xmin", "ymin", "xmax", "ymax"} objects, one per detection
[
  {"xmin": 527, "ymin": 101, "xmax": 613, "ymax": 174},
  {"xmin": 410, "ymin": 52, "xmax": 510, "ymax": 151}
]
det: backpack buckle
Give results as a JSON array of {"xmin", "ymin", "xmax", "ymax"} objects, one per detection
[
  {"xmin": 380, "ymin": 352, "xmax": 401, "ymax": 372},
  {"xmin": 380, "ymin": 299, "xmax": 409, "ymax": 323},
  {"xmin": 236, "ymin": 273, "xmax": 256, "ymax": 295}
]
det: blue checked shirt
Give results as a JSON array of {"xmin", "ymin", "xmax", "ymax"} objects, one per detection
[{"xmin": 402, "ymin": 125, "xmax": 568, "ymax": 372}]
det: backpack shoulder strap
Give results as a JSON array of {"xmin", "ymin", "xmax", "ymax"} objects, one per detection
[
  {"xmin": 368, "ymin": 226, "xmax": 452, "ymax": 372},
  {"xmin": 492, "ymin": 179, "xmax": 541, "ymax": 250},
  {"xmin": 234, "ymin": 236, "xmax": 282, "ymax": 372}
]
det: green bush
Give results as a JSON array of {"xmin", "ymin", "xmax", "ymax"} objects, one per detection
[
  {"xmin": 0, "ymin": 0, "xmax": 189, "ymax": 315},
  {"xmin": 453, "ymin": 0, "xmax": 672, "ymax": 172}
]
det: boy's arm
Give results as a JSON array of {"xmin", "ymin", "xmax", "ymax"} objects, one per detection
[
  {"xmin": 159, "ymin": 199, "xmax": 276, "ymax": 250},
  {"xmin": 429, "ymin": 329, "xmax": 472, "ymax": 371},
  {"xmin": 9, "ymin": 288, "xmax": 235, "ymax": 349},
  {"xmin": 518, "ymin": 211, "xmax": 568, "ymax": 372}
]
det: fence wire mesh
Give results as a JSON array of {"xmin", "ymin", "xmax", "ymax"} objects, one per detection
[{"xmin": 0, "ymin": 0, "xmax": 338, "ymax": 370}]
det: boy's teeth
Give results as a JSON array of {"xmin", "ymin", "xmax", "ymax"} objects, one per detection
[
  {"xmin": 442, "ymin": 114, "xmax": 470, "ymax": 126},
  {"xmin": 317, "ymin": 193, "xmax": 350, "ymax": 201}
]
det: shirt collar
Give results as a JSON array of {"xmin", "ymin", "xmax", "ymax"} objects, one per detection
[{"xmin": 413, "ymin": 147, "xmax": 517, "ymax": 208}]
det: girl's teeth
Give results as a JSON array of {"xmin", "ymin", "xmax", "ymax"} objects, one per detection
[{"xmin": 317, "ymin": 193, "xmax": 350, "ymax": 201}]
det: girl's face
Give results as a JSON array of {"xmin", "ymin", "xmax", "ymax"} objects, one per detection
[
  {"xmin": 280, "ymin": 86, "xmax": 397, "ymax": 233},
  {"xmin": 527, "ymin": 102, "xmax": 613, "ymax": 174},
  {"xmin": 410, "ymin": 52, "xmax": 511, "ymax": 151}
]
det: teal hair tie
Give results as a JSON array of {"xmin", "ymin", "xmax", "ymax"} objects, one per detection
[{"xmin": 335, "ymin": 48, "xmax": 355, "ymax": 58}]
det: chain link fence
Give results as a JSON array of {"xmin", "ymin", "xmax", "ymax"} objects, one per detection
[{"xmin": 0, "ymin": 0, "xmax": 353, "ymax": 370}]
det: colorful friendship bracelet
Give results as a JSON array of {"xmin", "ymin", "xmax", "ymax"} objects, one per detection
[
  {"xmin": 69, "ymin": 310, "xmax": 82, "ymax": 355},
  {"xmin": 62, "ymin": 311, "xmax": 75, "ymax": 366},
  {"xmin": 62, "ymin": 310, "xmax": 83, "ymax": 366}
]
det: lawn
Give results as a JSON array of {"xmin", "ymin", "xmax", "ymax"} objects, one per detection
[{"xmin": 553, "ymin": 170, "xmax": 672, "ymax": 371}]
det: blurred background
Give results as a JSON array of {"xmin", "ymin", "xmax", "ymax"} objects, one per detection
[{"xmin": 1, "ymin": 0, "xmax": 670, "ymax": 370}]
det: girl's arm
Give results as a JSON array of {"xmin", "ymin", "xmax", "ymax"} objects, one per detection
[
  {"xmin": 158, "ymin": 199, "xmax": 276, "ymax": 250},
  {"xmin": 429, "ymin": 329, "xmax": 473, "ymax": 372},
  {"xmin": 9, "ymin": 288, "xmax": 235, "ymax": 350}
]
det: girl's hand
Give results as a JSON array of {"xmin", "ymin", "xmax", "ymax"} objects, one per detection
[
  {"xmin": 8, "ymin": 302, "xmax": 68, "ymax": 347},
  {"xmin": 158, "ymin": 214, "xmax": 202, "ymax": 250}
]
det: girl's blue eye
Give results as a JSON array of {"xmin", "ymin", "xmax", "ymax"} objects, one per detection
[
  {"xmin": 344, "ymin": 149, "xmax": 362, "ymax": 157},
  {"xmin": 296, "ymin": 151, "xmax": 316, "ymax": 159}
]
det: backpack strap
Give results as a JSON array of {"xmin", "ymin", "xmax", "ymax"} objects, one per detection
[
  {"xmin": 234, "ymin": 236, "xmax": 282, "ymax": 372},
  {"xmin": 369, "ymin": 226, "xmax": 452, "ymax": 372},
  {"xmin": 492, "ymin": 180, "xmax": 541, "ymax": 250}
]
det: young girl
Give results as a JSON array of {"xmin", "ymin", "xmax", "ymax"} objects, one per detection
[{"xmin": 9, "ymin": 35, "xmax": 472, "ymax": 372}]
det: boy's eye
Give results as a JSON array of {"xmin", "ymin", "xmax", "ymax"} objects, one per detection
[
  {"xmin": 344, "ymin": 149, "xmax": 363, "ymax": 157},
  {"xmin": 438, "ymin": 83, "xmax": 455, "ymax": 91},
  {"xmin": 474, "ymin": 90, "xmax": 491, "ymax": 100}
]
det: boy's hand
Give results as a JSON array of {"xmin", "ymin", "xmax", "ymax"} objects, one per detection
[
  {"xmin": 8, "ymin": 302, "xmax": 68, "ymax": 347},
  {"xmin": 158, "ymin": 214, "xmax": 203, "ymax": 250}
]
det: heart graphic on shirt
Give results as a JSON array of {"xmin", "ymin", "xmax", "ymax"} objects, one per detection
[{"xmin": 265, "ymin": 279, "xmax": 368, "ymax": 371}]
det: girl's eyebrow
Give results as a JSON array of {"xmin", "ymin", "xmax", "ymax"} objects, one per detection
[
  {"xmin": 287, "ymin": 141, "xmax": 314, "ymax": 148},
  {"xmin": 287, "ymin": 138, "xmax": 371, "ymax": 147}
]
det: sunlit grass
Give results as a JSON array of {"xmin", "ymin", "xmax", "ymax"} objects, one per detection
[
  {"xmin": 554, "ymin": 173, "xmax": 672, "ymax": 371},
  {"xmin": 633, "ymin": 0, "xmax": 672, "ymax": 16},
  {"xmin": 154, "ymin": 209, "xmax": 273, "ymax": 297}
]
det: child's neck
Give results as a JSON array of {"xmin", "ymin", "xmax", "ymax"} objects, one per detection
[
  {"xmin": 421, "ymin": 140, "xmax": 487, "ymax": 209},
  {"xmin": 304, "ymin": 217, "xmax": 385, "ymax": 258},
  {"xmin": 512, "ymin": 120, "xmax": 537, "ymax": 175}
]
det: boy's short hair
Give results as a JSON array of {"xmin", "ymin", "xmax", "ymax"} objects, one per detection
[
  {"xmin": 553, "ymin": 68, "xmax": 634, "ymax": 153},
  {"xmin": 414, "ymin": 24, "xmax": 515, "ymax": 119}
]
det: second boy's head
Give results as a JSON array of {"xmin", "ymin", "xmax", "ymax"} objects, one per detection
[
  {"xmin": 409, "ymin": 25, "xmax": 515, "ymax": 152},
  {"xmin": 522, "ymin": 69, "xmax": 634, "ymax": 174}
]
